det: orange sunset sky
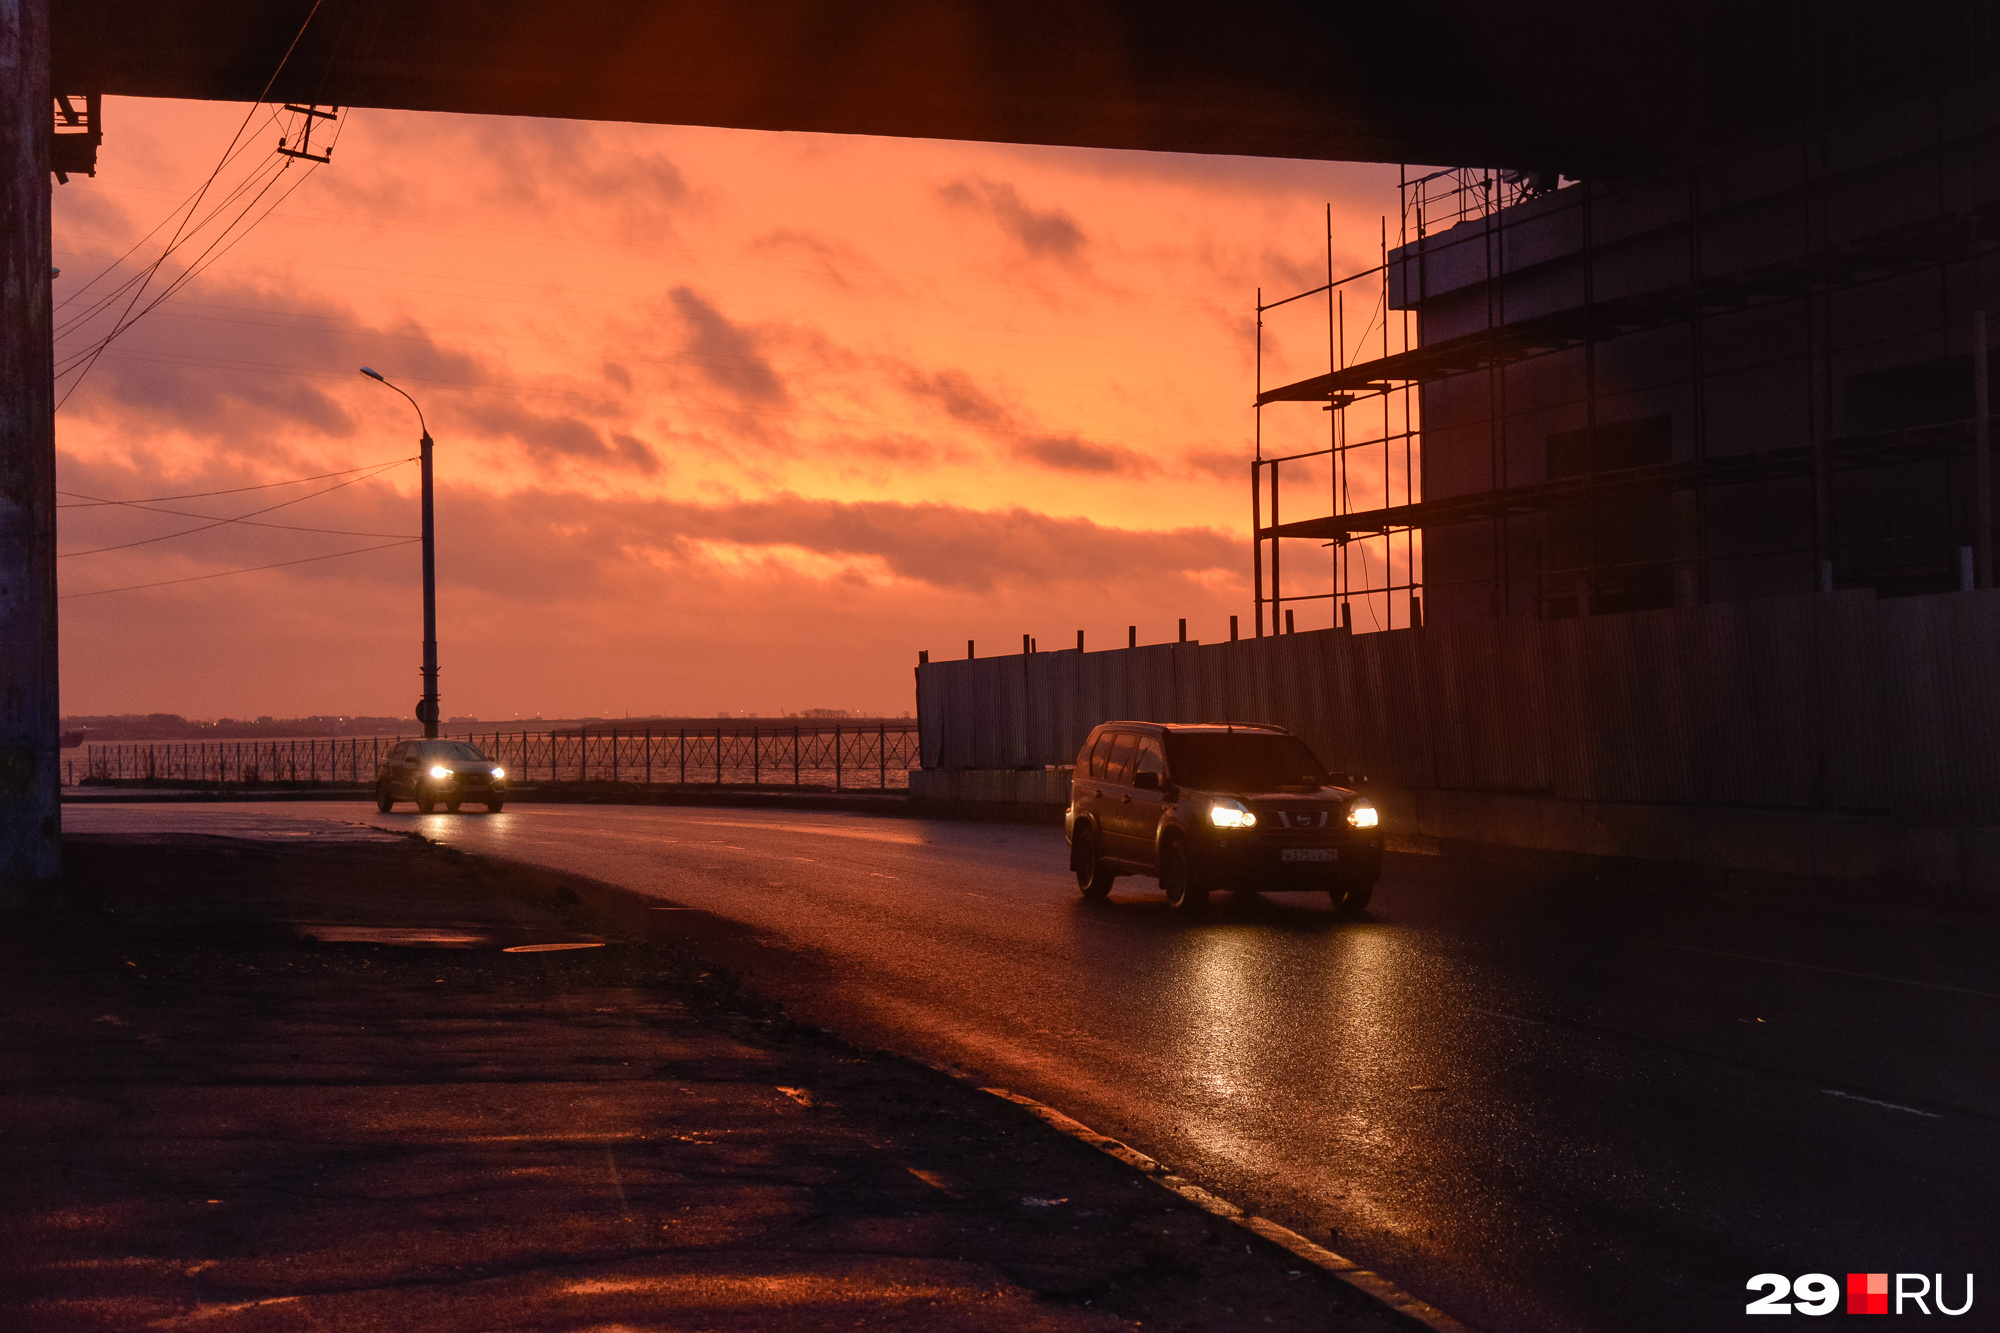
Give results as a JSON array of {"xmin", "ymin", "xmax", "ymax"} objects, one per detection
[{"xmin": 53, "ymin": 97, "xmax": 1405, "ymax": 720}]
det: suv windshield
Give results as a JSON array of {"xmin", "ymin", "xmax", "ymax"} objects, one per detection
[
  {"xmin": 420, "ymin": 741, "xmax": 488, "ymax": 762},
  {"xmin": 1165, "ymin": 732, "xmax": 1328, "ymax": 792}
]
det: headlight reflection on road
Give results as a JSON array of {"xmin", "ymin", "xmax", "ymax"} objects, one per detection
[
  {"xmin": 1306, "ymin": 927, "xmax": 1471, "ymax": 1251},
  {"xmin": 1177, "ymin": 929, "xmax": 1269, "ymax": 1114}
]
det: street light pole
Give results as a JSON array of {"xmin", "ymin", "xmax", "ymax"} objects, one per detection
[{"xmin": 360, "ymin": 368, "xmax": 439, "ymax": 739}]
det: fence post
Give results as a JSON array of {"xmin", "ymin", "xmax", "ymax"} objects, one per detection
[
  {"xmin": 753, "ymin": 726, "xmax": 760, "ymax": 785},
  {"xmin": 715, "ymin": 727, "xmax": 722, "ymax": 784},
  {"xmin": 793, "ymin": 725, "xmax": 801, "ymax": 786},
  {"xmin": 611, "ymin": 728, "xmax": 619, "ymax": 783},
  {"xmin": 835, "ymin": 725, "xmax": 842, "ymax": 790},
  {"xmin": 879, "ymin": 722, "xmax": 886, "ymax": 788},
  {"xmin": 645, "ymin": 728, "xmax": 652, "ymax": 785}
]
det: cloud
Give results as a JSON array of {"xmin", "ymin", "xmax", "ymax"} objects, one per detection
[
  {"xmin": 669, "ymin": 286, "xmax": 788, "ymax": 405},
  {"xmin": 54, "ymin": 280, "xmax": 480, "ymax": 442},
  {"xmin": 464, "ymin": 117, "xmax": 690, "ymax": 236},
  {"xmin": 50, "ymin": 272, "xmax": 671, "ymax": 480},
  {"xmin": 901, "ymin": 369, "xmax": 1013, "ymax": 428},
  {"xmin": 1013, "ymin": 434, "xmax": 1139, "ymax": 474},
  {"xmin": 426, "ymin": 489, "xmax": 1237, "ymax": 599},
  {"xmin": 456, "ymin": 399, "xmax": 662, "ymax": 475},
  {"xmin": 748, "ymin": 228, "xmax": 883, "ymax": 292},
  {"xmin": 642, "ymin": 493, "xmax": 1235, "ymax": 594},
  {"xmin": 1186, "ymin": 449, "xmax": 1246, "ymax": 480},
  {"xmin": 937, "ymin": 177, "xmax": 1089, "ymax": 267}
]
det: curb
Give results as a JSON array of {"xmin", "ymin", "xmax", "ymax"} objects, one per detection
[{"xmin": 979, "ymin": 1088, "xmax": 1481, "ymax": 1333}]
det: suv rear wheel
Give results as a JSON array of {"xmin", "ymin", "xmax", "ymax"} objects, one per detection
[
  {"xmin": 1073, "ymin": 824, "xmax": 1115, "ymax": 899},
  {"xmin": 1159, "ymin": 839, "xmax": 1208, "ymax": 911},
  {"xmin": 375, "ymin": 787, "xmax": 393, "ymax": 813}
]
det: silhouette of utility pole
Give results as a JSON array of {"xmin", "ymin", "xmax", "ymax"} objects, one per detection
[{"xmin": 360, "ymin": 368, "xmax": 439, "ymax": 738}]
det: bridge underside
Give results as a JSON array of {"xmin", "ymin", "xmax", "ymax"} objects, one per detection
[{"xmin": 48, "ymin": 0, "xmax": 1992, "ymax": 171}]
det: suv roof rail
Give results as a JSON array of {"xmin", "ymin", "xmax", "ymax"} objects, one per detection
[{"xmin": 1193, "ymin": 720, "xmax": 1290, "ymax": 732}]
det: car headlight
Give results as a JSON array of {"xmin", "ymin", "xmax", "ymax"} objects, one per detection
[
  {"xmin": 1208, "ymin": 798, "xmax": 1257, "ymax": 829},
  {"xmin": 490, "ymin": 767, "xmax": 505, "ymax": 779},
  {"xmin": 1346, "ymin": 801, "xmax": 1378, "ymax": 829},
  {"xmin": 429, "ymin": 765, "xmax": 451, "ymax": 780}
]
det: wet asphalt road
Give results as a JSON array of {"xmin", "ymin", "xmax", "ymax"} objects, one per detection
[{"xmin": 67, "ymin": 801, "xmax": 2000, "ymax": 1332}]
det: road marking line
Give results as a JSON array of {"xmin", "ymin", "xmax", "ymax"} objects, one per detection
[
  {"xmin": 1468, "ymin": 1007, "xmax": 1550, "ymax": 1026},
  {"xmin": 980, "ymin": 1087, "xmax": 1482, "ymax": 1333},
  {"xmin": 1822, "ymin": 1089, "xmax": 1941, "ymax": 1118}
]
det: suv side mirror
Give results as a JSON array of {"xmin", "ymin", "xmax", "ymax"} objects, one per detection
[{"xmin": 1133, "ymin": 770, "xmax": 1161, "ymax": 791}]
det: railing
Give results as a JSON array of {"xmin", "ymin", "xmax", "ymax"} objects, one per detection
[
  {"xmin": 1401, "ymin": 165, "xmax": 1563, "ymax": 241},
  {"xmin": 69, "ymin": 723, "xmax": 920, "ymax": 791}
]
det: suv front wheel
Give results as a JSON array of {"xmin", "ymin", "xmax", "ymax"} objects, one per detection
[
  {"xmin": 1330, "ymin": 880, "xmax": 1374, "ymax": 916},
  {"xmin": 1159, "ymin": 839, "xmax": 1208, "ymax": 911}
]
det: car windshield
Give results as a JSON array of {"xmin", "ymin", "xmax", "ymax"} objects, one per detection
[
  {"xmin": 420, "ymin": 741, "xmax": 488, "ymax": 762},
  {"xmin": 1165, "ymin": 732, "xmax": 1328, "ymax": 792}
]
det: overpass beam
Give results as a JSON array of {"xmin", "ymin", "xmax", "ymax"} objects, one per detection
[{"xmin": 0, "ymin": 0, "xmax": 60, "ymax": 901}]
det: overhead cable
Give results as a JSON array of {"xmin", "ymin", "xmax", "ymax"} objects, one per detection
[{"xmin": 61, "ymin": 538, "xmax": 419, "ymax": 600}]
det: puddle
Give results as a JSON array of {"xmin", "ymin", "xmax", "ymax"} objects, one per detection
[
  {"xmin": 295, "ymin": 926, "xmax": 493, "ymax": 948},
  {"xmin": 292, "ymin": 925, "xmax": 606, "ymax": 951}
]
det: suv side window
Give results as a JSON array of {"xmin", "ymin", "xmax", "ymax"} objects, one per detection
[
  {"xmin": 1104, "ymin": 732, "xmax": 1138, "ymax": 785},
  {"xmin": 387, "ymin": 743, "xmax": 406, "ymax": 763},
  {"xmin": 1087, "ymin": 732, "xmax": 1114, "ymax": 779},
  {"xmin": 1134, "ymin": 736, "xmax": 1166, "ymax": 782}
]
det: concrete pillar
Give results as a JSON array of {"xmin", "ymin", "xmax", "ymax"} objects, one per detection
[{"xmin": 0, "ymin": 0, "xmax": 59, "ymax": 900}]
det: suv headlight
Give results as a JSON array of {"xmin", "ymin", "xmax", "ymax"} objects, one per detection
[
  {"xmin": 490, "ymin": 767, "xmax": 505, "ymax": 778},
  {"xmin": 429, "ymin": 765, "xmax": 451, "ymax": 779},
  {"xmin": 1208, "ymin": 798, "xmax": 1257, "ymax": 829},
  {"xmin": 1346, "ymin": 801, "xmax": 1378, "ymax": 829}
]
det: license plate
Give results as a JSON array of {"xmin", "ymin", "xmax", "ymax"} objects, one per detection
[{"xmin": 1282, "ymin": 848, "xmax": 1336, "ymax": 863}]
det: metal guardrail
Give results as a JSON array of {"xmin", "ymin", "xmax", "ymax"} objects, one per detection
[{"xmin": 70, "ymin": 723, "xmax": 920, "ymax": 791}]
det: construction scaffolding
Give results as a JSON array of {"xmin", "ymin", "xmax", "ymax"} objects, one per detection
[
  {"xmin": 1252, "ymin": 168, "xmax": 1547, "ymax": 635},
  {"xmin": 1255, "ymin": 95, "xmax": 2000, "ymax": 626}
]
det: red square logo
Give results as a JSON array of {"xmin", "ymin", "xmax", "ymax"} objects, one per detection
[{"xmin": 1848, "ymin": 1272, "xmax": 1889, "ymax": 1314}]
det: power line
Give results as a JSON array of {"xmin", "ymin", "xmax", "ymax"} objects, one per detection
[
  {"xmin": 59, "ymin": 458, "xmax": 411, "ymax": 558},
  {"xmin": 57, "ymin": 455, "xmax": 416, "ymax": 507},
  {"xmin": 53, "ymin": 109, "xmax": 284, "ymax": 322},
  {"xmin": 56, "ymin": 157, "xmax": 319, "ymax": 398},
  {"xmin": 59, "ymin": 492, "xmax": 417, "ymax": 541},
  {"xmin": 60, "ymin": 538, "xmax": 419, "ymax": 601},
  {"xmin": 53, "ymin": 0, "xmax": 331, "ymax": 405}
]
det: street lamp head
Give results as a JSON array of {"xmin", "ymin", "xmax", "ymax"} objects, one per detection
[{"xmin": 359, "ymin": 366, "xmax": 385, "ymax": 382}]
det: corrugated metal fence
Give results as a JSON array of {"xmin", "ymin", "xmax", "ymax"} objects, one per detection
[
  {"xmin": 917, "ymin": 589, "xmax": 2000, "ymax": 823},
  {"xmin": 74, "ymin": 723, "xmax": 920, "ymax": 791}
]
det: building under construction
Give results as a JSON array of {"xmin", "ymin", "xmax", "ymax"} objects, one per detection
[
  {"xmin": 1255, "ymin": 73, "xmax": 2000, "ymax": 634},
  {"xmin": 917, "ymin": 59, "xmax": 2000, "ymax": 893}
]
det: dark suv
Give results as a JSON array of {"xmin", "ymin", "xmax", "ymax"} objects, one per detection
[
  {"xmin": 1065, "ymin": 722, "xmax": 1380, "ymax": 912},
  {"xmin": 374, "ymin": 739, "xmax": 508, "ymax": 813}
]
